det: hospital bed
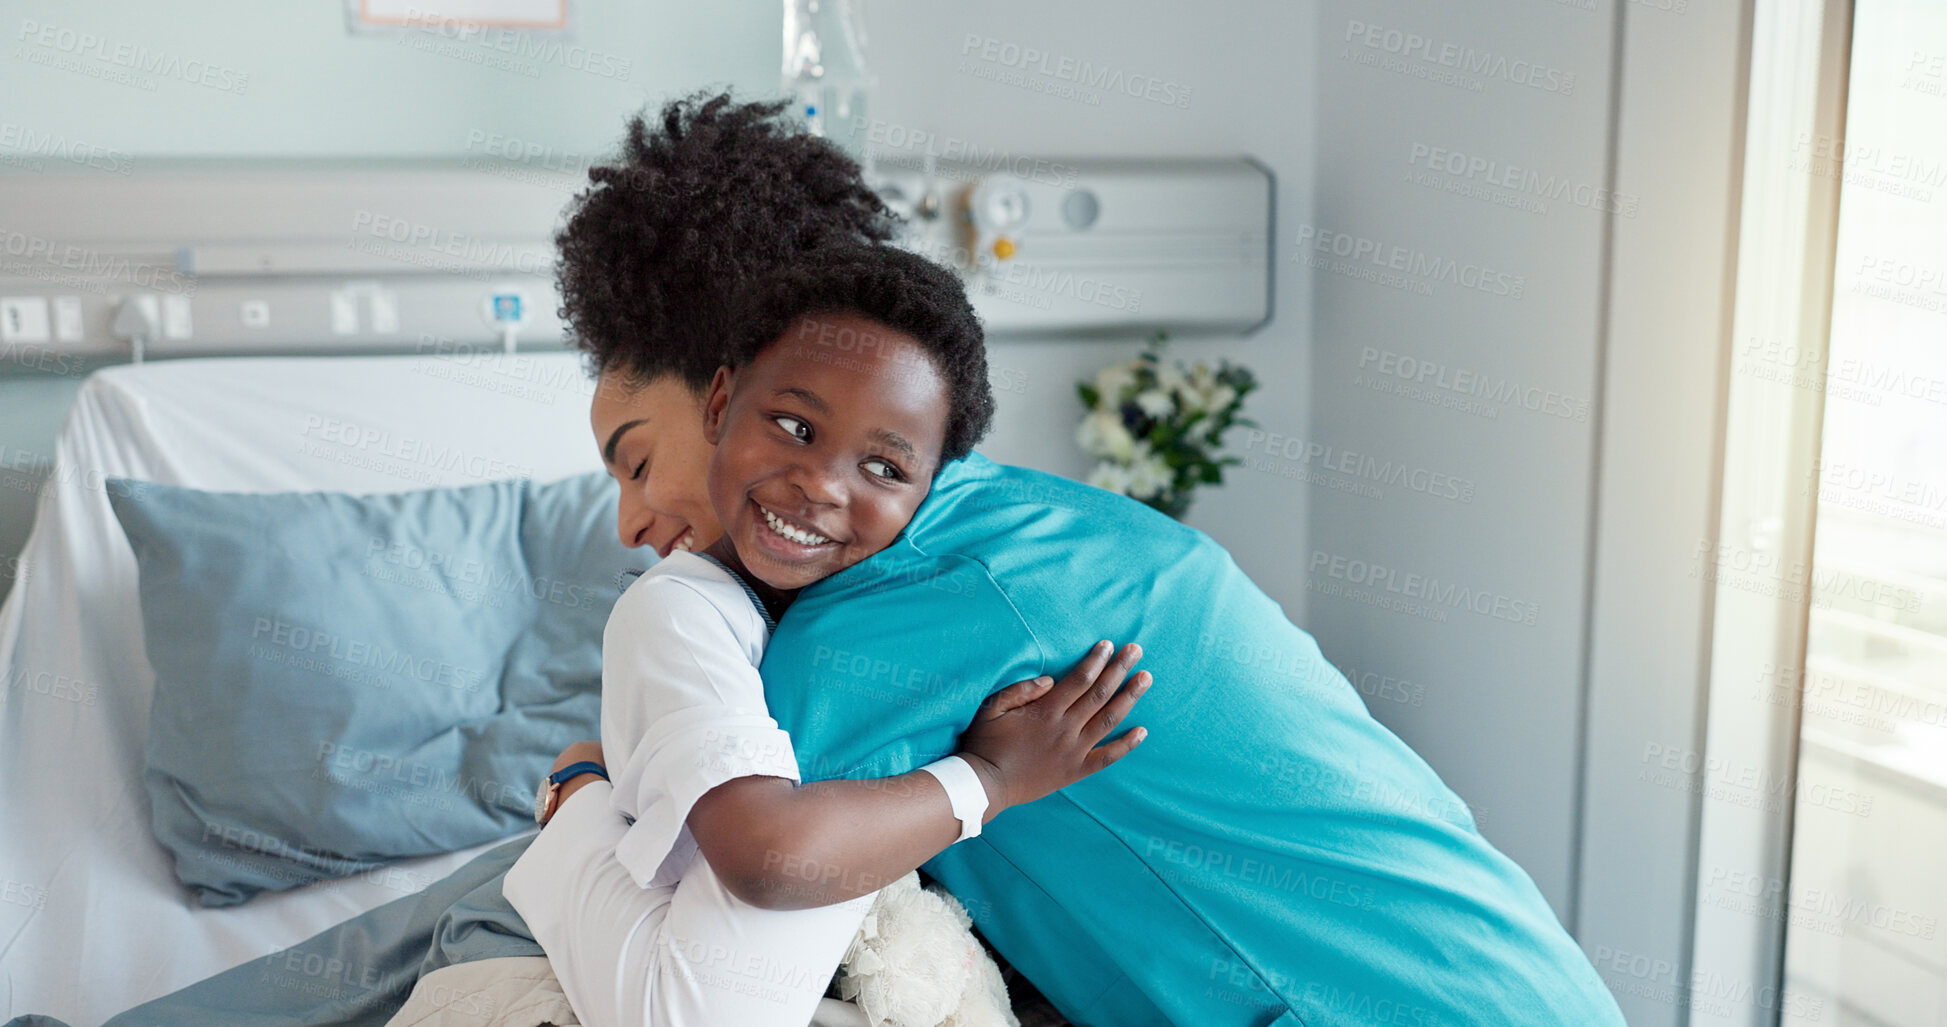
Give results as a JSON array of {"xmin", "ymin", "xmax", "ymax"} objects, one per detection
[
  {"xmin": 0, "ymin": 351, "xmax": 1070, "ymax": 1027},
  {"xmin": 0, "ymin": 352, "xmax": 603, "ymax": 1023}
]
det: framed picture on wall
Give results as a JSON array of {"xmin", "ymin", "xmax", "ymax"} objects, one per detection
[{"xmin": 345, "ymin": 0, "xmax": 569, "ymax": 34}]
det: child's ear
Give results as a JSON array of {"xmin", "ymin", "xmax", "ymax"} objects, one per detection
[{"xmin": 701, "ymin": 366, "xmax": 735, "ymax": 445}]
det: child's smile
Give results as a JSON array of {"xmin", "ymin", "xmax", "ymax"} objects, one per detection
[{"xmin": 754, "ymin": 500, "xmax": 838, "ymax": 550}]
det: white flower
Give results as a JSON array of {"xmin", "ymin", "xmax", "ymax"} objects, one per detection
[
  {"xmin": 1164, "ymin": 359, "xmax": 1210, "ymax": 414},
  {"xmin": 1087, "ymin": 461, "xmax": 1134, "ymax": 496},
  {"xmin": 1133, "ymin": 388, "xmax": 1174, "ymax": 419},
  {"xmin": 1093, "ymin": 363, "xmax": 1139, "ymax": 405},
  {"xmin": 1075, "ymin": 409, "xmax": 1135, "ymax": 461},
  {"xmin": 1183, "ymin": 363, "xmax": 1218, "ymax": 407},
  {"xmin": 1193, "ymin": 413, "xmax": 1224, "ymax": 442},
  {"xmin": 1181, "ymin": 377, "xmax": 1236, "ymax": 421},
  {"xmin": 1154, "ymin": 360, "xmax": 1187, "ymax": 396},
  {"xmin": 1125, "ymin": 447, "xmax": 1174, "ymax": 500}
]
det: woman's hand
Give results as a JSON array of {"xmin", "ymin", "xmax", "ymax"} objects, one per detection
[
  {"xmin": 955, "ymin": 640, "xmax": 1150, "ymax": 819},
  {"xmin": 548, "ymin": 740, "xmax": 606, "ymax": 815}
]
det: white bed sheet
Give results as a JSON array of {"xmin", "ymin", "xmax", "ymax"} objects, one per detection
[{"xmin": 0, "ymin": 352, "xmax": 611, "ymax": 1024}]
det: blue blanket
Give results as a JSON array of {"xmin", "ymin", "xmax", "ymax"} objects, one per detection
[{"xmin": 6, "ymin": 837, "xmax": 539, "ymax": 1027}]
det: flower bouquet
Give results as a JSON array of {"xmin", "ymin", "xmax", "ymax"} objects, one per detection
[{"xmin": 1075, "ymin": 333, "xmax": 1257, "ymax": 520}]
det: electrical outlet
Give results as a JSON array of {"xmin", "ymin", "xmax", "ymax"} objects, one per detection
[
  {"xmin": 0, "ymin": 297, "xmax": 52, "ymax": 344},
  {"xmin": 329, "ymin": 291, "xmax": 358, "ymax": 335},
  {"xmin": 53, "ymin": 296, "xmax": 83, "ymax": 342},
  {"xmin": 370, "ymin": 291, "xmax": 399, "ymax": 334},
  {"xmin": 161, "ymin": 295, "xmax": 193, "ymax": 340}
]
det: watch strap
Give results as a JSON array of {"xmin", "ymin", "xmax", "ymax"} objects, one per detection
[{"xmin": 549, "ymin": 760, "xmax": 610, "ymax": 786}]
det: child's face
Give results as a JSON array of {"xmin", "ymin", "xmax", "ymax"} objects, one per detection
[{"xmin": 702, "ymin": 311, "xmax": 952, "ymax": 591}]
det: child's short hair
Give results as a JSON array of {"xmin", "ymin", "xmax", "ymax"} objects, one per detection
[
  {"xmin": 731, "ymin": 246, "xmax": 995, "ymax": 464},
  {"xmin": 555, "ymin": 91, "xmax": 898, "ymax": 392}
]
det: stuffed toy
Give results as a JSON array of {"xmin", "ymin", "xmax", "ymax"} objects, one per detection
[{"xmin": 833, "ymin": 873, "xmax": 1020, "ymax": 1027}]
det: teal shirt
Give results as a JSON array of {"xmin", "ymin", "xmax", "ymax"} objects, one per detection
[{"xmin": 761, "ymin": 453, "xmax": 1623, "ymax": 1026}]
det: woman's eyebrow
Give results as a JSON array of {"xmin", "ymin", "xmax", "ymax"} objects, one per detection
[{"xmin": 602, "ymin": 418, "xmax": 648, "ymax": 465}]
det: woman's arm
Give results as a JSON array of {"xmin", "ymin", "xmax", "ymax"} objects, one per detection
[{"xmin": 687, "ymin": 640, "xmax": 1149, "ymax": 910}]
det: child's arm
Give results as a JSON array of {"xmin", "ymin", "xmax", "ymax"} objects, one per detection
[
  {"xmin": 507, "ymin": 772, "xmax": 876, "ymax": 1027},
  {"xmin": 685, "ymin": 640, "xmax": 1149, "ymax": 911}
]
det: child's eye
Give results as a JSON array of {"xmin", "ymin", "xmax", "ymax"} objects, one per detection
[
  {"xmin": 773, "ymin": 415, "xmax": 811, "ymax": 442},
  {"xmin": 863, "ymin": 458, "xmax": 904, "ymax": 482},
  {"xmin": 631, "ymin": 459, "xmax": 647, "ymax": 481}
]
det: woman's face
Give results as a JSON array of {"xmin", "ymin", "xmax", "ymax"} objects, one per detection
[{"xmin": 589, "ymin": 373, "xmax": 721, "ymax": 557}]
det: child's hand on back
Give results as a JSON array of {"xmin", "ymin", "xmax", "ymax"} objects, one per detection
[{"xmin": 955, "ymin": 640, "xmax": 1150, "ymax": 818}]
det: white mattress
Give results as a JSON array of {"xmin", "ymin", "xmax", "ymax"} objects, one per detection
[{"xmin": 0, "ymin": 352, "xmax": 609, "ymax": 1024}]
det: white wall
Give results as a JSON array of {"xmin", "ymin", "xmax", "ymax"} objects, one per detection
[
  {"xmin": 0, "ymin": 0, "xmax": 775, "ymax": 158},
  {"xmin": 1306, "ymin": 0, "xmax": 1620, "ymax": 921},
  {"xmin": 860, "ymin": 0, "xmax": 1317, "ymax": 623},
  {"xmin": 1581, "ymin": 3, "xmax": 1753, "ymax": 1025}
]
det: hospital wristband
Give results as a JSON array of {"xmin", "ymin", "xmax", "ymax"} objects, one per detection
[{"xmin": 917, "ymin": 755, "xmax": 990, "ymax": 843}]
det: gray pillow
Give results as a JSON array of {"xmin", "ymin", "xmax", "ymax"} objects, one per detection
[{"xmin": 108, "ymin": 472, "xmax": 652, "ymax": 906}]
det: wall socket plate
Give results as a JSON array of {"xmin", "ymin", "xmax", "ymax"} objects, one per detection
[
  {"xmin": 0, "ymin": 297, "xmax": 53, "ymax": 344},
  {"xmin": 52, "ymin": 296, "xmax": 83, "ymax": 342}
]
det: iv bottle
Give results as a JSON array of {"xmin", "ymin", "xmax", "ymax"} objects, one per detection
[{"xmin": 782, "ymin": 0, "xmax": 874, "ymax": 165}]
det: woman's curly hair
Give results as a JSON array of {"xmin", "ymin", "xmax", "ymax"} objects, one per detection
[
  {"xmin": 556, "ymin": 90, "xmax": 899, "ymax": 392},
  {"xmin": 731, "ymin": 245, "xmax": 995, "ymax": 464}
]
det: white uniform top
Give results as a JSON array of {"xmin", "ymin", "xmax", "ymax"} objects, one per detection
[
  {"xmin": 601, "ymin": 551, "xmax": 798, "ymax": 890},
  {"xmin": 505, "ymin": 552, "xmax": 874, "ymax": 1027}
]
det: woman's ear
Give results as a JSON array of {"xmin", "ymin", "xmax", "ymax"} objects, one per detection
[{"xmin": 701, "ymin": 366, "xmax": 735, "ymax": 446}]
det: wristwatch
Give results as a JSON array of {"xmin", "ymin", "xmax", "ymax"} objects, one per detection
[{"xmin": 534, "ymin": 760, "xmax": 609, "ymax": 825}]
